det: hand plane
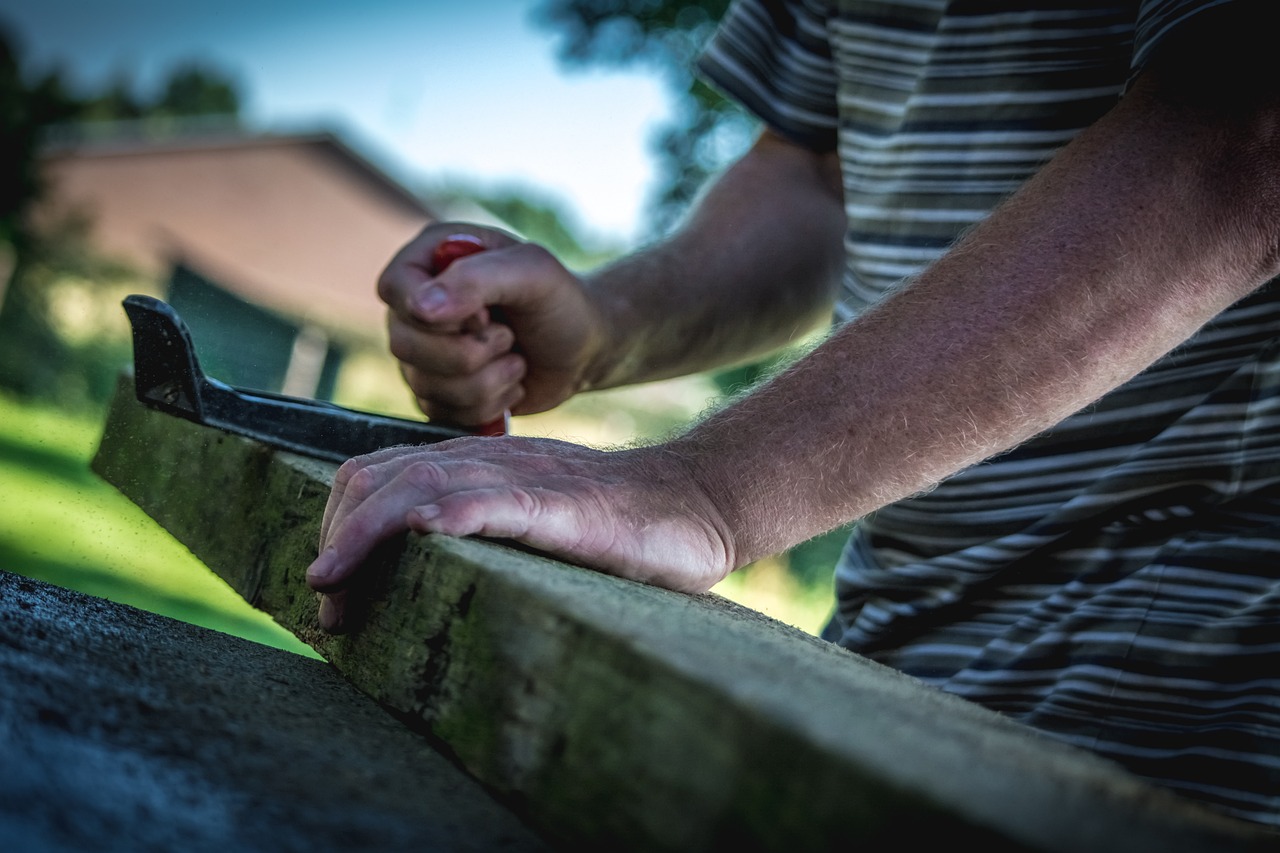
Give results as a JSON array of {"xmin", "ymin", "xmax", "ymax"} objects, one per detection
[{"xmin": 122, "ymin": 294, "xmax": 475, "ymax": 464}]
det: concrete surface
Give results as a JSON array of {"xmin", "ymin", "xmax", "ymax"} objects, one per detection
[
  {"xmin": 0, "ymin": 570, "xmax": 547, "ymax": 853},
  {"xmin": 89, "ymin": 375, "xmax": 1280, "ymax": 852}
]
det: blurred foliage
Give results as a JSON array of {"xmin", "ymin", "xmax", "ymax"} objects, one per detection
[
  {"xmin": 0, "ymin": 22, "xmax": 79, "ymax": 252},
  {"xmin": 77, "ymin": 64, "xmax": 241, "ymax": 124},
  {"xmin": 2, "ymin": 23, "xmax": 242, "ymax": 237},
  {"xmin": 534, "ymin": 0, "xmax": 757, "ymax": 235},
  {"xmin": 152, "ymin": 65, "xmax": 241, "ymax": 119},
  {"xmin": 0, "ymin": 215, "xmax": 137, "ymax": 410},
  {"xmin": 0, "ymin": 23, "xmax": 242, "ymax": 413},
  {"xmin": 429, "ymin": 181, "xmax": 624, "ymax": 272}
]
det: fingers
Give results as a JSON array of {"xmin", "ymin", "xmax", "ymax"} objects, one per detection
[
  {"xmin": 400, "ymin": 354, "xmax": 526, "ymax": 426},
  {"xmin": 379, "ymin": 231, "xmax": 561, "ymax": 425},
  {"xmin": 408, "ymin": 486, "xmax": 542, "ymax": 541},
  {"xmin": 381, "ymin": 240, "xmax": 568, "ymax": 329},
  {"xmin": 388, "ymin": 308, "xmax": 526, "ymax": 425},
  {"xmin": 317, "ymin": 444, "xmax": 428, "ymax": 552},
  {"xmin": 317, "ymin": 590, "xmax": 347, "ymax": 633},
  {"xmin": 309, "ymin": 450, "xmax": 499, "ymax": 633},
  {"xmin": 387, "ymin": 313, "xmax": 515, "ymax": 373},
  {"xmin": 377, "ymin": 226, "xmax": 524, "ymax": 328},
  {"xmin": 310, "ymin": 444, "xmax": 506, "ymax": 633},
  {"xmin": 315, "ymin": 438, "xmax": 624, "ymax": 591},
  {"xmin": 306, "ymin": 438, "xmax": 739, "ymax": 634},
  {"xmin": 310, "ymin": 438, "xmax": 574, "ymax": 586},
  {"xmin": 380, "ymin": 224, "xmax": 604, "ymax": 422},
  {"xmin": 311, "ymin": 447, "xmax": 506, "ymax": 592}
]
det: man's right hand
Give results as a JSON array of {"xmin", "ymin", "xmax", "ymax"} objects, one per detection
[{"xmin": 378, "ymin": 223, "xmax": 609, "ymax": 427}]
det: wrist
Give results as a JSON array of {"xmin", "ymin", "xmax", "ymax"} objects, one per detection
[
  {"xmin": 578, "ymin": 271, "xmax": 640, "ymax": 392},
  {"xmin": 640, "ymin": 438, "xmax": 743, "ymax": 576}
]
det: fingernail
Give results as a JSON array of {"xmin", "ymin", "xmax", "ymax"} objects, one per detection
[
  {"xmin": 411, "ymin": 504, "xmax": 441, "ymax": 525},
  {"xmin": 412, "ymin": 285, "xmax": 448, "ymax": 318},
  {"xmin": 318, "ymin": 595, "xmax": 344, "ymax": 633},
  {"xmin": 307, "ymin": 547, "xmax": 338, "ymax": 585}
]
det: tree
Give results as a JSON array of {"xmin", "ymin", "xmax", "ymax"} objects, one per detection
[
  {"xmin": 0, "ymin": 24, "xmax": 79, "ymax": 253},
  {"xmin": 428, "ymin": 181, "xmax": 623, "ymax": 271},
  {"xmin": 77, "ymin": 75, "xmax": 145, "ymax": 124},
  {"xmin": 2, "ymin": 27, "xmax": 242, "ymax": 250},
  {"xmin": 0, "ymin": 25, "xmax": 91, "ymax": 402},
  {"xmin": 75, "ymin": 63, "xmax": 241, "ymax": 126},
  {"xmin": 154, "ymin": 64, "xmax": 241, "ymax": 119},
  {"xmin": 0, "ymin": 28, "xmax": 243, "ymax": 408},
  {"xmin": 534, "ymin": 0, "xmax": 756, "ymax": 235}
]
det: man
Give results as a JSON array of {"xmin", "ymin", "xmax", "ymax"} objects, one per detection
[{"xmin": 308, "ymin": 0, "xmax": 1280, "ymax": 827}]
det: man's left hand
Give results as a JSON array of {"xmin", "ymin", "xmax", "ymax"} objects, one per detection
[{"xmin": 305, "ymin": 437, "xmax": 736, "ymax": 632}]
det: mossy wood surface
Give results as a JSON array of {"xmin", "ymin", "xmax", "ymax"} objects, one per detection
[{"xmin": 92, "ymin": 375, "xmax": 1276, "ymax": 852}]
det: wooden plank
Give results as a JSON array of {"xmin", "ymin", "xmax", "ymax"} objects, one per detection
[{"xmin": 92, "ymin": 375, "xmax": 1276, "ymax": 852}]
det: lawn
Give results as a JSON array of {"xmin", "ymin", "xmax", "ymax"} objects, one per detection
[{"xmin": 0, "ymin": 391, "xmax": 318, "ymax": 657}]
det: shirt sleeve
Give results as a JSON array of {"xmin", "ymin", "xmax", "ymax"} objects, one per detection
[{"xmin": 695, "ymin": 0, "xmax": 840, "ymax": 152}]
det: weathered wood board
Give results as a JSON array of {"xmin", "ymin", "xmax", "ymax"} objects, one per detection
[{"xmin": 91, "ymin": 375, "xmax": 1277, "ymax": 852}]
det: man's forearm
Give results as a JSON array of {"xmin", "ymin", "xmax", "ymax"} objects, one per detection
[
  {"xmin": 583, "ymin": 129, "xmax": 847, "ymax": 390},
  {"xmin": 673, "ymin": 65, "xmax": 1280, "ymax": 568}
]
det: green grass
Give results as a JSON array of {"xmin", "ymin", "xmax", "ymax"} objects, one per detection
[{"xmin": 0, "ymin": 391, "xmax": 318, "ymax": 657}]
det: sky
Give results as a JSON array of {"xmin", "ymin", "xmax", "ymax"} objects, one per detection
[{"xmin": 0, "ymin": 0, "xmax": 677, "ymax": 244}]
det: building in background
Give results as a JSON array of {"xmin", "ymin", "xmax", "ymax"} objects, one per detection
[{"xmin": 34, "ymin": 126, "xmax": 470, "ymax": 401}]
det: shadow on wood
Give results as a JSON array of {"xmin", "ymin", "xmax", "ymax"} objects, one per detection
[{"xmin": 0, "ymin": 570, "xmax": 547, "ymax": 852}]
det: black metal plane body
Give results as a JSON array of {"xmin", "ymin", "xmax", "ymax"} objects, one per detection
[{"xmin": 122, "ymin": 295, "xmax": 470, "ymax": 464}]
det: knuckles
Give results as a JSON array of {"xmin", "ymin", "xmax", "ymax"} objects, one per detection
[
  {"xmin": 509, "ymin": 486, "xmax": 543, "ymax": 522},
  {"xmin": 375, "ymin": 270, "xmax": 399, "ymax": 305},
  {"xmin": 510, "ymin": 241, "xmax": 555, "ymax": 267},
  {"xmin": 409, "ymin": 359, "xmax": 525, "ymax": 413},
  {"xmin": 385, "ymin": 323, "xmax": 419, "ymax": 363},
  {"xmin": 387, "ymin": 314, "xmax": 517, "ymax": 377},
  {"xmin": 334, "ymin": 456, "xmax": 372, "ymax": 490},
  {"xmin": 401, "ymin": 458, "xmax": 452, "ymax": 493},
  {"xmin": 341, "ymin": 465, "xmax": 382, "ymax": 503}
]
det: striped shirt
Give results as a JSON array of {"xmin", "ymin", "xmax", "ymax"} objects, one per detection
[{"xmin": 699, "ymin": 0, "xmax": 1280, "ymax": 828}]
